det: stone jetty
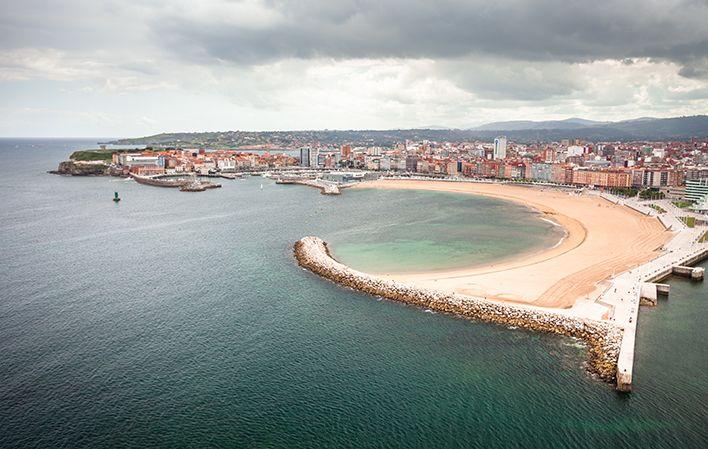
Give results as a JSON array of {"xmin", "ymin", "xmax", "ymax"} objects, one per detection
[
  {"xmin": 294, "ymin": 236, "xmax": 623, "ymax": 384},
  {"xmin": 276, "ymin": 177, "xmax": 341, "ymax": 195}
]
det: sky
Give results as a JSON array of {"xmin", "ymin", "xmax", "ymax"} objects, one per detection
[{"xmin": 1, "ymin": 0, "xmax": 707, "ymax": 137}]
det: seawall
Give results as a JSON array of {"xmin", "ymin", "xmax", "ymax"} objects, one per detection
[
  {"xmin": 276, "ymin": 178, "xmax": 341, "ymax": 195},
  {"xmin": 294, "ymin": 236, "xmax": 623, "ymax": 384}
]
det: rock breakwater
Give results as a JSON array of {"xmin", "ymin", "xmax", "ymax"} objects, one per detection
[{"xmin": 294, "ymin": 236, "xmax": 622, "ymax": 384}]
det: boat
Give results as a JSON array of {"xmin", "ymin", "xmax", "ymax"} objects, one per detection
[{"xmin": 113, "ymin": 192, "xmax": 121, "ymax": 202}]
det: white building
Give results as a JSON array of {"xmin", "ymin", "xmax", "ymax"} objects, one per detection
[
  {"xmin": 217, "ymin": 159, "xmax": 236, "ymax": 171},
  {"xmin": 566, "ymin": 145, "xmax": 584, "ymax": 158},
  {"xmin": 124, "ymin": 155, "xmax": 159, "ymax": 167},
  {"xmin": 309, "ymin": 148, "xmax": 320, "ymax": 168},
  {"xmin": 685, "ymin": 179, "xmax": 708, "ymax": 202},
  {"xmin": 493, "ymin": 136, "xmax": 507, "ymax": 160}
]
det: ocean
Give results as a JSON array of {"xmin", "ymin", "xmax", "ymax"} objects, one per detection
[{"xmin": 0, "ymin": 138, "xmax": 706, "ymax": 448}]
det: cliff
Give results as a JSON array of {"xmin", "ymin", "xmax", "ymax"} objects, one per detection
[{"xmin": 49, "ymin": 160, "xmax": 111, "ymax": 176}]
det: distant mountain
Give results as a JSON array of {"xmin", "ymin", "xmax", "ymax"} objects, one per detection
[
  {"xmin": 470, "ymin": 117, "xmax": 608, "ymax": 131},
  {"xmin": 109, "ymin": 115, "xmax": 708, "ymax": 147},
  {"xmin": 417, "ymin": 125, "xmax": 453, "ymax": 130},
  {"xmin": 467, "ymin": 116, "xmax": 707, "ymax": 140}
]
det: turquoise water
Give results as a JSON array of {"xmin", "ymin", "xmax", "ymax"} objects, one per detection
[
  {"xmin": 326, "ymin": 189, "xmax": 564, "ymax": 273},
  {"xmin": 0, "ymin": 139, "xmax": 706, "ymax": 448}
]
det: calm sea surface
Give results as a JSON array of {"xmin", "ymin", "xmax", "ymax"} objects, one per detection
[{"xmin": 0, "ymin": 138, "xmax": 706, "ymax": 448}]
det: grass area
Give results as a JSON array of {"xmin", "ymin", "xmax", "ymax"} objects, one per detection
[
  {"xmin": 608, "ymin": 187, "xmax": 638, "ymax": 197},
  {"xmin": 672, "ymin": 200, "xmax": 693, "ymax": 209},
  {"xmin": 639, "ymin": 188, "xmax": 665, "ymax": 200},
  {"xmin": 69, "ymin": 148, "xmax": 141, "ymax": 162},
  {"xmin": 679, "ymin": 216, "xmax": 696, "ymax": 228},
  {"xmin": 699, "ymin": 231, "xmax": 708, "ymax": 243},
  {"xmin": 648, "ymin": 204, "xmax": 666, "ymax": 214}
]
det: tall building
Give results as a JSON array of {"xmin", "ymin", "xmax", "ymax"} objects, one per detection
[
  {"xmin": 685, "ymin": 179, "xmax": 708, "ymax": 202},
  {"xmin": 340, "ymin": 144, "xmax": 351, "ymax": 159},
  {"xmin": 493, "ymin": 136, "xmax": 507, "ymax": 160},
  {"xmin": 299, "ymin": 148, "xmax": 310, "ymax": 167},
  {"xmin": 405, "ymin": 155, "xmax": 418, "ymax": 172},
  {"xmin": 309, "ymin": 148, "xmax": 320, "ymax": 168}
]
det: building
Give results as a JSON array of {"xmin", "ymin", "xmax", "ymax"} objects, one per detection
[
  {"xmin": 493, "ymin": 136, "xmax": 507, "ymax": 160},
  {"xmin": 299, "ymin": 148, "xmax": 310, "ymax": 167},
  {"xmin": 684, "ymin": 167, "xmax": 708, "ymax": 181},
  {"xmin": 309, "ymin": 148, "xmax": 320, "ymax": 168},
  {"xmin": 130, "ymin": 165, "xmax": 165, "ymax": 176},
  {"xmin": 661, "ymin": 186, "xmax": 686, "ymax": 200},
  {"xmin": 217, "ymin": 159, "xmax": 236, "ymax": 172},
  {"xmin": 405, "ymin": 155, "xmax": 418, "ymax": 172},
  {"xmin": 684, "ymin": 179, "xmax": 708, "ymax": 202},
  {"xmin": 566, "ymin": 145, "xmax": 584, "ymax": 158},
  {"xmin": 639, "ymin": 168, "xmax": 683, "ymax": 188},
  {"xmin": 572, "ymin": 169, "xmax": 632, "ymax": 188},
  {"xmin": 551, "ymin": 165, "xmax": 574, "ymax": 184},
  {"xmin": 446, "ymin": 161, "xmax": 458, "ymax": 176},
  {"xmin": 531, "ymin": 163, "xmax": 553, "ymax": 182},
  {"xmin": 124, "ymin": 155, "xmax": 159, "ymax": 167}
]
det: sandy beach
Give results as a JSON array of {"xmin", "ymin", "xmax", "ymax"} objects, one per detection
[{"xmin": 349, "ymin": 179, "xmax": 671, "ymax": 315}]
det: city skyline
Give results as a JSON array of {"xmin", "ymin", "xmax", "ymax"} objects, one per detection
[{"xmin": 1, "ymin": 0, "xmax": 708, "ymax": 137}]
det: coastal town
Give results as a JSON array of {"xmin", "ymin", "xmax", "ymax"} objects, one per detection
[
  {"xmin": 8, "ymin": 0, "xmax": 708, "ymax": 445},
  {"xmin": 55, "ymin": 136, "xmax": 708, "ymax": 210},
  {"xmin": 51, "ymin": 134, "xmax": 708, "ymax": 392}
]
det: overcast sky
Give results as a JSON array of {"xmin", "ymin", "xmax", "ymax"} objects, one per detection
[{"xmin": 1, "ymin": 0, "xmax": 707, "ymax": 137}]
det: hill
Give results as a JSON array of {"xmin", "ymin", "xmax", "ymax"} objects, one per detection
[{"xmin": 108, "ymin": 115, "xmax": 708, "ymax": 147}]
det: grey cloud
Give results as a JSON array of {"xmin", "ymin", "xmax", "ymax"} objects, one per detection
[
  {"xmin": 3, "ymin": 0, "xmax": 707, "ymax": 80},
  {"xmin": 153, "ymin": 0, "xmax": 708, "ymax": 71},
  {"xmin": 439, "ymin": 59, "xmax": 581, "ymax": 101},
  {"xmin": 677, "ymin": 57, "xmax": 708, "ymax": 79}
]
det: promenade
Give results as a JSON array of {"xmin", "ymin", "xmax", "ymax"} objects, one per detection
[{"xmin": 593, "ymin": 192, "xmax": 707, "ymax": 391}]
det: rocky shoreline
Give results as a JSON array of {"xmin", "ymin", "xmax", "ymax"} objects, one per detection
[
  {"xmin": 48, "ymin": 160, "xmax": 122, "ymax": 176},
  {"xmin": 294, "ymin": 236, "xmax": 622, "ymax": 384}
]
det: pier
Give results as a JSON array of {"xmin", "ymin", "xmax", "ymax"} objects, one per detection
[
  {"xmin": 275, "ymin": 176, "xmax": 342, "ymax": 195},
  {"xmin": 131, "ymin": 173, "xmax": 223, "ymax": 191},
  {"xmin": 597, "ymin": 193, "xmax": 707, "ymax": 392}
]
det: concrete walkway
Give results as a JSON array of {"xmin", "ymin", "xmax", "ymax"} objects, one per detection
[{"xmin": 594, "ymin": 192, "xmax": 707, "ymax": 391}]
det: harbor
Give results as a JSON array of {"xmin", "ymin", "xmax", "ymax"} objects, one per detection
[
  {"xmin": 595, "ymin": 192, "xmax": 708, "ymax": 391},
  {"xmin": 294, "ymin": 178, "xmax": 708, "ymax": 391},
  {"xmin": 131, "ymin": 173, "xmax": 223, "ymax": 192}
]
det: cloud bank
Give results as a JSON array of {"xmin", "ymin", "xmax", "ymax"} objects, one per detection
[{"xmin": 0, "ymin": 0, "xmax": 706, "ymax": 136}]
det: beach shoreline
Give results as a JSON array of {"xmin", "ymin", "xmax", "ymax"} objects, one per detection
[{"xmin": 347, "ymin": 179, "xmax": 671, "ymax": 316}]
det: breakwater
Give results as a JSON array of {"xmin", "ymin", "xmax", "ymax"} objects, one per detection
[
  {"xmin": 276, "ymin": 177, "xmax": 341, "ymax": 195},
  {"xmin": 294, "ymin": 236, "xmax": 623, "ymax": 383},
  {"xmin": 132, "ymin": 174, "xmax": 189, "ymax": 187}
]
